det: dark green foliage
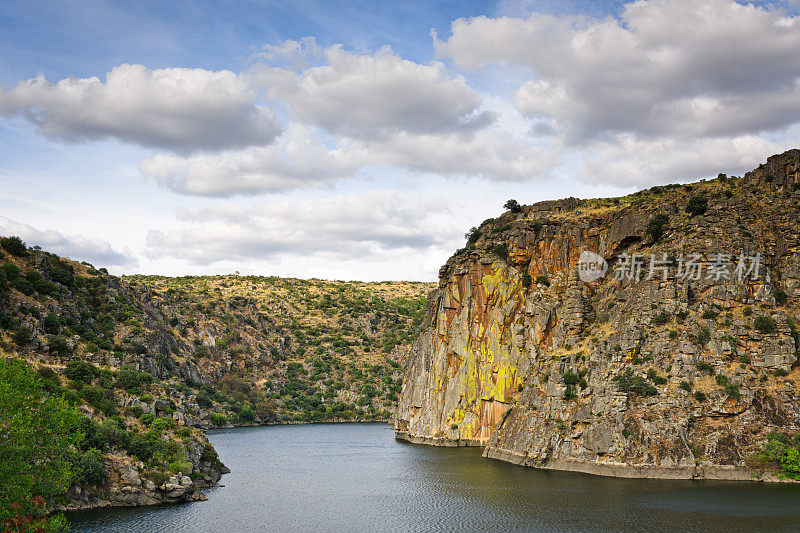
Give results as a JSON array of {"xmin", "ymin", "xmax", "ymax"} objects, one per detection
[
  {"xmin": 64, "ymin": 360, "xmax": 98, "ymax": 384},
  {"xmin": 42, "ymin": 314, "xmax": 61, "ymax": 335},
  {"xmin": 503, "ymin": 199, "xmax": 522, "ymax": 213},
  {"xmin": 694, "ymin": 390, "xmax": 707, "ymax": 402},
  {"xmin": 652, "ymin": 312, "xmax": 670, "ymax": 326},
  {"xmin": 563, "ymin": 371, "xmax": 580, "ymax": 385},
  {"xmin": 645, "ymin": 214, "xmax": 669, "ymax": 242},
  {"xmin": 679, "ymin": 380, "xmax": 693, "ymax": 392},
  {"xmin": 48, "ymin": 336, "xmax": 71, "ymax": 357},
  {"xmin": 115, "ymin": 366, "xmax": 142, "ymax": 390},
  {"xmin": 613, "ymin": 368, "xmax": 658, "ymax": 397},
  {"xmin": 76, "ymin": 449, "xmax": 107, "ymax": 485},
  {"xmin": 686, "ymin": 195, "xmax": 708, "ymax": 216},
  {"xmin": 465, "ymin": 226, "xmax": 481, "ymax": 246},
  {"xmin": 127, "ymin": 432, "xmax": 166, "ymax": 463},
  {"xmin": 751, "ymin": 432, "xmax": 800, "ymax": 480},
  {"xmin": 774, "ymin": 289, "xmax": 788, "ymax": 306},
  {"xmin": 0, "ymin": 359, "xmax": 82, "ymax": 523},
  {"xmin": 47, "ymin": 256, "xmax": 75, "ymax": 287},
  {"xmin": 489, "ymin": 242, "xmax": 507, "ymax": 259},
  {"xmin": 754, "ymin": 316, "xmax": 777, "ymax": 334},
  {"xmin": 646, "ymin": 369, "xmax": 668, "ymax": 385},
  {"xmin": 0, "ymin": 235, "xmax": 27, "ymax": 257},
  {"xmin": 522, "ymin": 273, "xmax": 532, "ymax": 288},
  {"xmin": 209, "ymin": 412, "xmax": 228, "ymax": 426},
  {"xmin": 535, "ymin": 275, "xmax": 550, "ymax": 287},
  {"xmin": 11, "ymin": 325, "xmax": 32, "ymax": 346},
  {"xmin": 696, "ymin": 361, "xmax": 715, "ymax": 375},
  {"xmin": 697, "ymin": 326, "xmax": 711, "ymax": 347}
]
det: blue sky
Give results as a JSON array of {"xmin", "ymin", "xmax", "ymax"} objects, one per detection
[{"xmin": 1, "ymin": 0, "xmax": 800, "ymax": 280}]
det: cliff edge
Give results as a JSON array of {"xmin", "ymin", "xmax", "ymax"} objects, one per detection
[{"xmin": 396, "ymin": 149, "xmax": 800, "ymax": 481}]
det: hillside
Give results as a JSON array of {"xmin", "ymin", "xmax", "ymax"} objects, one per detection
[
  {"xmin": 396, "ymin": 149, "xmax": 800, "ymax": 482},
  {"xmin": 0, "ymin": 243, "xmax": 431, "ymax": 513}
]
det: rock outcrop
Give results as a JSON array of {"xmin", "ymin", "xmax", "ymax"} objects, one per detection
[{"xmin": 396, "ymin": 149, "xmax": 800, "ymax": 481}]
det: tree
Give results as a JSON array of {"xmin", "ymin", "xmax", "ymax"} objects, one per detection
[
  {"xmin": 0, "ymin": 236, "xmax": 27, "ymax": 257},
  {"xmin": 0, "ymin": 358, "xmax": 82, "ymax": 524},
  {"xmin": 503, "ymin": 199, "xmax": 522, "ymax": 213},
  {"xmin": 686, "ymin": 195, "xmax": 708, "ymax": 216},
  {"xmin": 645, "ymin": 214, "xmax": 670, "ymax": 242}
]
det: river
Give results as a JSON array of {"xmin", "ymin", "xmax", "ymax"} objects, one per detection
[{"xmin": 68, "ymin": 422, "xmax": 800, "ymax": 532}]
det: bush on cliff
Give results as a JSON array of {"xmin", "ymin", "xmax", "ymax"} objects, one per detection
[
  {"xmin": 754, "ymin": 316, "xmax": 777, "ymax": 334},
  {"xmin": 686, "ymin": 195, "xmax": 708, "ymax": 216},
  {"xmin": 612, "ymin": 368, "xmax": 658, "ymax": 397},
  {"xmin": 503, "ymin": 199, "xmax": 522, "ymax": 214},
  {"xmin": 0, "ymin": 236, "xmax": 27, "ymax": 257},
  {"xmin": 645, "ymin": 214, "xmax": 669, "ymax": 242},
  {"xmin": 750, "ymin": 432, "xmax": 800, "ymax": 480}
]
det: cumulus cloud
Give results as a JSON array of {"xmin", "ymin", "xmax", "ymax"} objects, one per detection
[
  {"xmin": 145, "ymin": 191, "xmax": 459, "ymax": 264},
  {"xmin": 139, "ymin": 125, "xmax": 359, "ymax": 196},
  {"xmin": 578, "ymin": 134, "xmax": 786, "ymax": 187},
  {"xmin": 276, "ymin": 46, "xmax": 495, "ymax": 139},
  {"xmin": 352, "ymin": 129, "xmax": 557, "ymax": 181},
  {"xmin": 0, "ymin": 217, "xmax": 138, "ymax": 270},
  {"xmin": 0, "ymin": 64, "xmax": 282, "ymax": 153},
  {"xmin": 438, "ymin": 0, "xmax": 800, "ymax": 142}
]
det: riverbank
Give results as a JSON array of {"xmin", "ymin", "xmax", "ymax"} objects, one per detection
[{"xmin": 394, "ymin": 431, "xmax": 793, "ymax": 484}]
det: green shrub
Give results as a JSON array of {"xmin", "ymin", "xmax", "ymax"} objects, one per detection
[
  {"xmin": 613, "ymin": 369, "xmax": 658, "ymax": 397},
  {"xmin": 209, "ymin": 412, "xmax": 228, "ymax": 426},
  {"xmin": 679, "ymin": 380, "xmax": 693, "ymax": 392},
  {"xmin": 697, "ymin": 326, "xmax": 711, "ymax": 347},
  {"xmin": 116, "ymin": 366, "xmax": 141, "ymax": 390},
  {"xmin": 77, "ymin": 449, "xmax": 107, "ymax": 485},
  {"xmin": 12, "ymin": 325, "xmax": 32, "ymax": 346},
  {"xmin": 140, "ymin": 413, "xmax": 155, "ymax": 426},
  {"xmin": 694, "ymin": 390, "xmax": 707, "ymax": 402},
  {"xmin": 754, "ymin": 316, "xmax": 776, "ymax": 334},
  {"xmin": 645, "ymin": 214, "xmax": 669, "ymax": 242},
  {"xmin": 696, "ymin": 361, "xmax": 715, "ymax": 375},
  {"xmin": 652, "ymin": 312, "xmax": 670, "ymax": 326},
  {"xmin": 503, "ymin": 199, "xmax": 522, "ymax": 213},
  {"xmin": 522, "ymin": 273, "xmax": 532, "ymax": 288},
  {"xmin": 775, "ymin": 289, "xmax": 788, "ymax": 306},
  {"xmin": 150, "ymin": 417, "xmax": 176, "ymax": 433},
  {"xmin": 535, "ymin": 275, "xmax": 550, "ymax": 287},
  {"xmin": 686, "ymin": 195, "xmax": 708, "ymax": 216},
  {"xmin": 65, "ymin": 360, "xmax": 98, "ymax": 384},
  {"xmin": 168, "ymin": 460, "xmax": 193, "ymax": 475},
  {"xmin": 563, "ymin": 371, "xmax": 580, "ymax": 385},
  {"xmin": 48, "ymin": 336, "xmax": 71, "ymax": 357},
  {"xmin": 0, "ymin": 235, "xmax": 27, "ymax": 256},
  {"xmin": 646, "ymin": 369, "xmax": 667, "ymax": 385}
]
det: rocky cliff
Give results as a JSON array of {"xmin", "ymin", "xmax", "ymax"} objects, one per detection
[{"xmin": 396, "ymin": 149, "xmax": 800, "ymax": 481}]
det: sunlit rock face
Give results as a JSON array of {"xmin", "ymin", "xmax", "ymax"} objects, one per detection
[{"xmin": 397, "ymin": 149, "xmax": 800, "ymax": 480}]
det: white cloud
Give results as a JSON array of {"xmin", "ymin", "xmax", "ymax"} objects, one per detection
[
  {"xmin": 277, "ymin": 45, "xmax": 495, "ymax": 138},
  {"xmin": 352, "ymin": 128, "xmax": 558, "ymax": 181},
  {"xmin": 578, "ymin": 134, "xmax": 787, "ymax": 187},
  {"xmin": 139, "ymin": 125, "xmax": 359, "ymax": 196},
  {"xmin": 145, "ymin": 190, "xmax": 459, "ymax": 264},
  {"xmin": 438, "ymin": 0, "xmax": 800, "ymax": 142},
  {"xmin": 0, "ymin": 216, "xmax": 138, "ymax": 270},
  {"xmin": 0, "ymin": 64, "xmax": 282, "ymax": 153}
]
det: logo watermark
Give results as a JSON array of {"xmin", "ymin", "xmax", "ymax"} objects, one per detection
[
  {"xmin": 577, "ymin": 250, "xmax": 608, "ymax": 282},
  {"xmin": 577, "ymin": 251, "xmax": 761, "ymax": 283}
]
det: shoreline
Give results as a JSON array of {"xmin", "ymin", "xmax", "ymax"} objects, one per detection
[{"xmin": 394, "ymin": 431, "xmax": 792, "ymax": 484}]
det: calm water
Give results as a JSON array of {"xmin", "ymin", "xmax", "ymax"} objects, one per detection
[{"xmin": 69, "ymin": 423, "xmax": 800, "ymax": 532}]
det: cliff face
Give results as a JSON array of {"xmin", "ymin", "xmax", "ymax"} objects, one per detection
[{"xmin": 396, "ymin": 149, "xmax": 800, "ymax": 480}]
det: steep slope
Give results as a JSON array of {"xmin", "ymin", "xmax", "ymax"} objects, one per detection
[
  {"xmin": 0, "ymin": 245, "xmax": 431, "ymax": 512},
  {"xmin": 396, "ymin": 149, "xmax": 800, "ymax": 481}
]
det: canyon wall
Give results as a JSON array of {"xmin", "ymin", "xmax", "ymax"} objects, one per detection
[{"xmin": 396, "ymin": 149, "xmax": 800, "ymax": 480}]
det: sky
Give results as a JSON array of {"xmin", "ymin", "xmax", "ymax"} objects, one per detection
[{"xmin": 1, "ymin": 0, "xmax": 800, "ymax": 281}]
